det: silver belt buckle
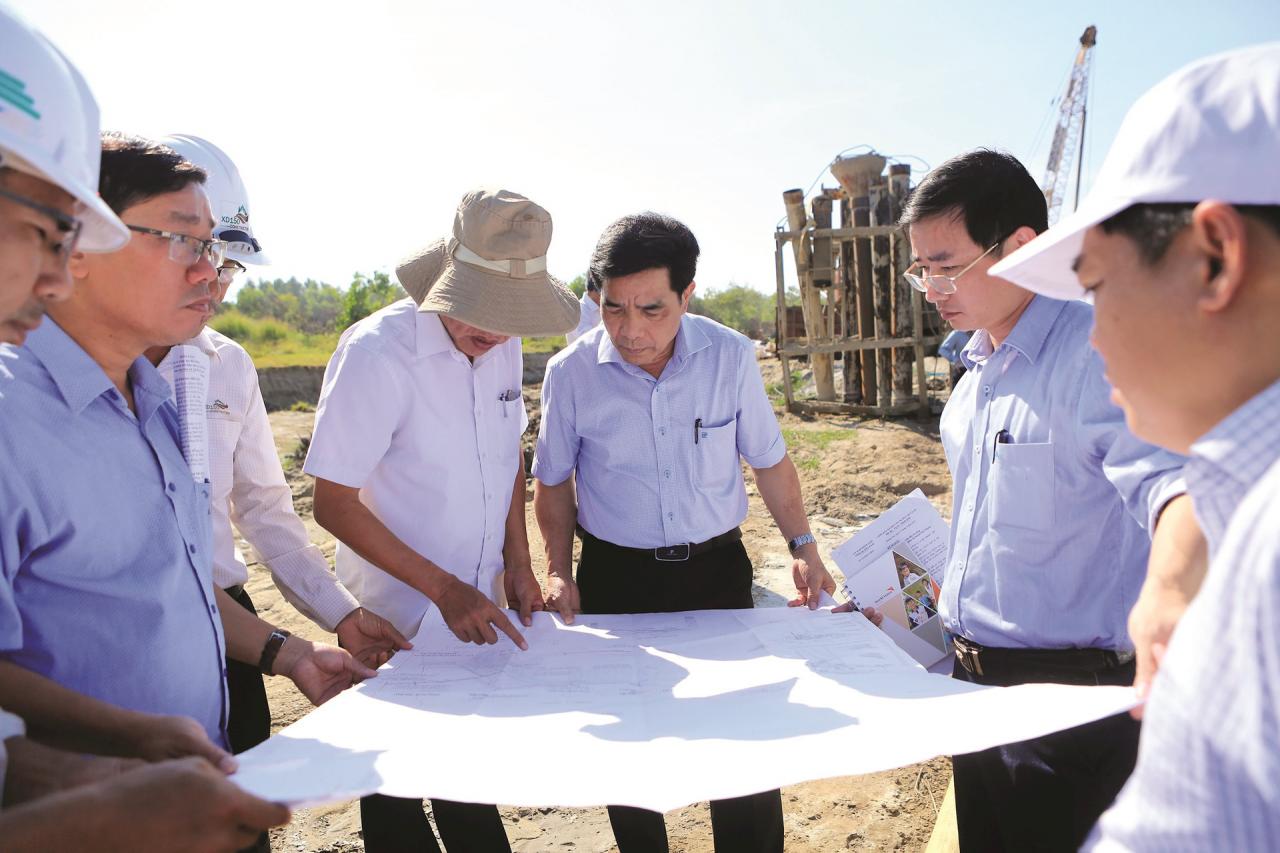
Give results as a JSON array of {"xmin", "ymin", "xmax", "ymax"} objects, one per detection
[{"xmin": 654, "ymin": 543, "xmax": 691, "ymax": 561}]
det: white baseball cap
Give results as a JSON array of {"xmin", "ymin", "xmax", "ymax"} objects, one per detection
[
  {"xmin": 991, "ymin": 42, "xmax": 1280, "ymax": 300},
  {"xmin": 0, "ymin": 5, "xmax": 128, "ymax": 252},
  {"xmin": 158, "ymin": 133, "xmax": 269, "ymax": 265}
]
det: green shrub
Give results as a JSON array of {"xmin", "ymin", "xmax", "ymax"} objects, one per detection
[{"xmin": 213, "ymin": 312, "xmax": 252, "ymax": 341}]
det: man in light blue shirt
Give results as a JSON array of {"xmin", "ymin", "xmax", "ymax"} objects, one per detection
[
  {"xmin": 899, "ymin": 149, "xmax": 1200, "ymax": 852},
  {"xmin": 0, "ymin": 133, "xmax": 372, "ymax": 781},
  {"xmin": 533, "ymin": 212, "xmax": 836, "ymax": 853},
  {"xmin": 990, "ymin": 43, "xmax": 1280, "ymax": 851}
]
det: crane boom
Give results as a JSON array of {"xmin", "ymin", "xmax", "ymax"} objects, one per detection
[{"xmin": 1042, "ymin": 26, "xmax": 1097, "ymax": 224}]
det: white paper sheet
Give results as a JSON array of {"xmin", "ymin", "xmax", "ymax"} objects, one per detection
[
  {"xmin": 233, "ymin": 608, "xmax": 1136, "ymax": 811},
  {"xmin": 833, "ymin": 491, "xmax": 953, "ymax": 666},
  {"xmin": 159, "ymin": 344, "xmax": 210, "ymax": 483}
]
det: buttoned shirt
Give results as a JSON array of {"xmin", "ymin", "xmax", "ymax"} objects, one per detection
[
  {"xmin": 565, "ymin": 292, "xmax": 601, "ymax": 345},
  {"xmin": 533, "ymin": 314, "xmax": 786, "ymax": 549},
  {"xmin": 158, "ymin": 328, "xmax": 360, "ymax": 631},
  {"xmin": 0, "ymin": 320, "xmax": 228, "ymax": 747},
  {"xmin": 1086, "ymin": 378, "xmax": 1280, "ymax": 851},
  {"xmin": 303, "ymin": 299, "xmax": 527, "ymax": 638},
  {"xmin": 939, "ymin": 296, "xmax": 1186, "ymax": 650},
  {"xmin": 0, "ymin": 707, "xmax": 24, "ymax": 806}
]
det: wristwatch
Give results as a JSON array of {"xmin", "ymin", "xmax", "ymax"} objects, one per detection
[
  {"xmin": 787, "ymin": 532, "xmax": 816, "ymax": 554},
  {"xmin": 258, "ymin": 629, "xmax": 292, "ymax": 675}
]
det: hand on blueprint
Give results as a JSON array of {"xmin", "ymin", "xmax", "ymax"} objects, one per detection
[
  {"xmin": 788, "ymin": 551, "xmax": 837, "ymax": 610},
  {"xmin": 274, "ymin": 638, "xmax": 378, "ymax": 705},
  {"xmin": 504, "ymin": 565, "xmax": 546, "ymax": 627},
  {"xmin": 544, "ymin": 574, "xmax": 581, "ymax": 625},
  {"xmin": 90, "ymin": 757, "xmax": 288, "ymax": 852},
  {"xmin": 336, "ymin": 607, "xmax": 413, "ymax": 669},
  {"xmin": 436, "ymin": 576, "xmax": 528, "ymax": 650},
  {"xmin": 124, "ymin": 712, "xmax": 238, "ymax": 774},
  {"xmin": 831, "ymin": 601, "xmax": 885, "ymax": 627}
]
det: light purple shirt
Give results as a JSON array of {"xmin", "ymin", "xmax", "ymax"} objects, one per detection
[
  {"xmin": 533, "ymin": 314, "xmax": 786, "ymax": 549},
  {"xmin": 1086, "ymin": 378, "xmax": 1280, "ymax": 851}
]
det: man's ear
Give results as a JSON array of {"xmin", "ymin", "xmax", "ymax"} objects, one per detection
[
  {"xmin": 681, "ymin": 280, "xmax": 697, "ymax": 310},
  {"xmin": 66, "ymin": 250, "xmax": 91, "ymax": 282},
  {"xmin": 1190, "ymin": 201, "xmax": 1248, "ymax": 315},
  {"xmin": 1008, "ymin": 225, "xmax": 1039, "ymax": 252}
]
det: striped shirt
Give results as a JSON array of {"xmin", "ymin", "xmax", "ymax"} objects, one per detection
[{"xmin": 1086, "ymin": 378, "xmax": 1280, "ymax": 851}]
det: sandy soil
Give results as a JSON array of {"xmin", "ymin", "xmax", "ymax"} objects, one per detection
[{"xmin": 256, "ymin": 355, "xmax": 955, "ymax": 852}]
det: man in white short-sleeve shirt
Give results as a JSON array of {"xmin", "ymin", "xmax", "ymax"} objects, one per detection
[{"xmin": 305, "ymin": 188, "xmax": 579, "ymax": 853}]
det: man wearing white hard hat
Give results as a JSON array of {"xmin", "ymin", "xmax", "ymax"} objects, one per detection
[
  {"xmin": 989, "ymin": 42, "xmax": 1280, "ymax": 850},
  {"xmin": 148, "ymin": 134, "xmax": 409, "ymax": 769},
  {"xmin": 887, "ymin": 149, "xmax": 1201, "ymax": 851},
  {"xmin": 306, "ymin": 188, "xmax": 578, "ymax": 852},
  {"xmin": 0, "ymin": 7, "xmax": 290, "ymax": 851}
]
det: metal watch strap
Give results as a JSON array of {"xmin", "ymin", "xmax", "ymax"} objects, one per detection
[
  {"xmin": 258, "ymin": 629, "xmax": 292, "ymax": 675},
  {"xmin": 787, "ymin": 532, "xmax": 816, "ymax": 554}
]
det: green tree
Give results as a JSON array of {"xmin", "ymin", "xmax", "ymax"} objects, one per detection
[
  {"xmin": 336, "ymin": 271, "xmax": 406, "ymax": 330},
  {"xmin": 567, "ymin": 274, "xmax": 587, "ymax": 298}
]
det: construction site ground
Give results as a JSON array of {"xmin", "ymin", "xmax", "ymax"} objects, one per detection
[{"xmin": 258, "ymin": 355, "xmax": 957, "ymax": 852}]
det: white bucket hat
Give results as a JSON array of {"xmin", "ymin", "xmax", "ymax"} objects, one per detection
[
  {"xmin": 159, "ymin": 133, "xmax": 269, "ymax": 265},
  {"xmin": 0, "ymin": 5, "xmax": 128, "ymax": 252},
  {"xmin": 991, "ymin": 42, "xmax": 1280, "ymax": 300}
]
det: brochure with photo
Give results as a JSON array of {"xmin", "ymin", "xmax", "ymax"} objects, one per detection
[{"xmin": 832, "ymin": 490, "xmax": 952, "ymax": 668}]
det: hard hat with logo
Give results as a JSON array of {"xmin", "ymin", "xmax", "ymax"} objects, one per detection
[
  {"xmin": 158, "ymin": 133, "xmax": 269, "ymax": 265},
  {"xmin": 0, "ymin": 6, "xmax": 128, "ymax": 252}
]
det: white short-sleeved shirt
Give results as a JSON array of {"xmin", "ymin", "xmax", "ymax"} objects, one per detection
[
  {"xmin": 304, "ymin": 299, "xmax": 527, "ymax": 637},
  {"xmin": 533, "ymin": 314, "xmax": 786, "ymax": 549},
  {"xmin": 159, "ymin": 329, "xmax": 359, "ymax": 631}
]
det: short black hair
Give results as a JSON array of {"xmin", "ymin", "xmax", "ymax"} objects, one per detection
[
  {"xmin": 590, "ymin": 212, "xmax": 700, "ymax": 295},
  {"xmin": 99, "ymin": 131, "xmax": 205, "ymax": 215},
  {"xmin": 899, "ymin": 149, "xmax": 1048, "ymax": 255},
  {"xmin": 1100, "ymin": 203, "xmax": 1280, "ymax": 266}
]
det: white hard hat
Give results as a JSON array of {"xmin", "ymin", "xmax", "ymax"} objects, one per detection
[
  {"xmin": 0, "ymin": 5, "xmax": 128, "ymax": 252},
  {"xmin": 992, "ymin": 42, "xmax": 1280, "ymax": 300},
  {"xmin": 158, "ymin": 133, "xmax": 269, "ymax": 265}
]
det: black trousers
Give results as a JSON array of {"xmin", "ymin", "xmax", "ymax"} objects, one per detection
[
  {"xmin": 577, "ymin": 530, "xmax": 785, "ymax": 853},
  {"xmin": 225, "ymin": 586, "xmax": 272, "ymax": 853},
  {"xmin": 359, "ymin": 795, "xmax": 511, "ymax": 853},
  {"xmin": 950, "ymin": 650, "xmax": 1141, "ymax": 853}
]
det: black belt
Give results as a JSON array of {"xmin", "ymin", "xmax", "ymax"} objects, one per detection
[
  {"xmin": 952, "ymin": 634, "xmax": 1135, "ymax": 678},
  {"xmin": 577, "ymin": 526, "xmax": 743, "ymax": 562}
]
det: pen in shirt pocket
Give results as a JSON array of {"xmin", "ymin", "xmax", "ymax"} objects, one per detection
[
  {"xmin": 992, "ymin": 429, "xmax": 1013, "ymax": 461},
  {"xmin": 498, "ymin": 389, "xmax": 519, "ymax": 417}
]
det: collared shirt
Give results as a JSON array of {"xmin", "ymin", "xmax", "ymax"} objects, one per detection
[
  {"xmin": 565, "ymin": 292, "xmax": 601, "ymax": 345},
  {"xmin": 303, "ymin": 299, "xmax": 527, "ymax": 638},
  {"xmin": 1086, "ymin": 378, "xmax": 1280, "ymax": 851},
  {"xmin": 939, "ymin": 296, "xmax": 1186, "ymax": 650},
  {"xmin": 158, "ymin": 328, "xmax": 360, "ymax": 631},
  {"xmin": 533, "ymin": 314, "xmax": 786, "ymax": 549},
  {"xmin": 0, "ymin": 707, "xmax": 24, "ymax": 807},
  {"xmin": 0, "ymin": 320, "xmax": 228, "ymax": 747}
]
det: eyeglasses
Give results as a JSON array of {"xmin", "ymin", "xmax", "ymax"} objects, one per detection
[
  {"xmin": 0, "ymin": 186, "xmax": 84, "ymax": 266},
  {"xmin": 216, "ymin": 262, "xmax": 245, "ymax": 288},
  {"xmin": 903, "ymin": 236, "xmax": 1009, "ymax": 295},
  {"xmin": 126, "ymin": 224, "xmax": 227, "ymax": 269}
]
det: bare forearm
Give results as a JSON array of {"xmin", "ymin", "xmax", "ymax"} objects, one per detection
[
  {"xmin": 533, "ymin": 478, "xmax": 577, "ymax": 579},
  {"xmin": 503, "ymin": 465, "xmax": 533, "ymax": 572},
  {"xmin": 0, "ymin": 664, "xmax": 141, "ymax": 757},
  {"xmin": 3, "ymin": 736, "xmax": 135, "ymax": 806},
  {"xmin": 1148, "ymin": 494, "xmax": 1208, "ymax": 600},
  {"xmin": 312, "ymin": 478, "xmax": 454, "ymax": 601},
  {"xmin": 216, "ymin": 586, "xmax": 277, "ymax": 666},
  {"xmin": 752, "ymin": 454, "xmax": 813, "ymax": 542}
]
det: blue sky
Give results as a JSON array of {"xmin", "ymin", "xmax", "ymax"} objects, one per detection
[{"xmin": 12, "ymin": 0, "xmax": 1280, "ymax": 297}]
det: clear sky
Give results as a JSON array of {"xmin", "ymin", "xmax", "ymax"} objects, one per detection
[{"xmin": 11, "ymin": 0, "xmax": 1280, "ymax": 298}]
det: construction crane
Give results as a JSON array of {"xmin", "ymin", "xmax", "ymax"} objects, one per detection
[{"xmin": 1042, "ymin": 25, "xmax": 1098, "ymax": 224}]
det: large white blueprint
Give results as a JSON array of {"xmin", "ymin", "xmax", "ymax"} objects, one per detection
[{"xmin": 233, "ymin": 608, "xmax": 1136, "ymax": 812}]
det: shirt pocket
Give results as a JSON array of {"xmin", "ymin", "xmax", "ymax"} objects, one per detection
[
  {"xmin": 694, "ymin": 418, "xmax": 739, "ymax": 492},
  {"xmin": 990, "ymin": 441, "xmax": 1055, "ymax": 532}
]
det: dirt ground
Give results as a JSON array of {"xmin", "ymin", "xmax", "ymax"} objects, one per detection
[{"xmin": 255, "ymin": 355, "xmax": 956, "ymax": 852}]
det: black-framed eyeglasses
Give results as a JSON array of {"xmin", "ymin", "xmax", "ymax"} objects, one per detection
[
  {"xmin": 903, "ymin": 233, "xmax": 1013, "ymax": 295},
  {"xmin": 0, "ymin": 186, "xmax": 84, "ymax": 265},
  {"xmin": 126, "ymin": 224, "xmax": 227, "ymax": 269},
  {"xmin": 216, "ymin": 261, "xmax": 246, "ymax": 288}
]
